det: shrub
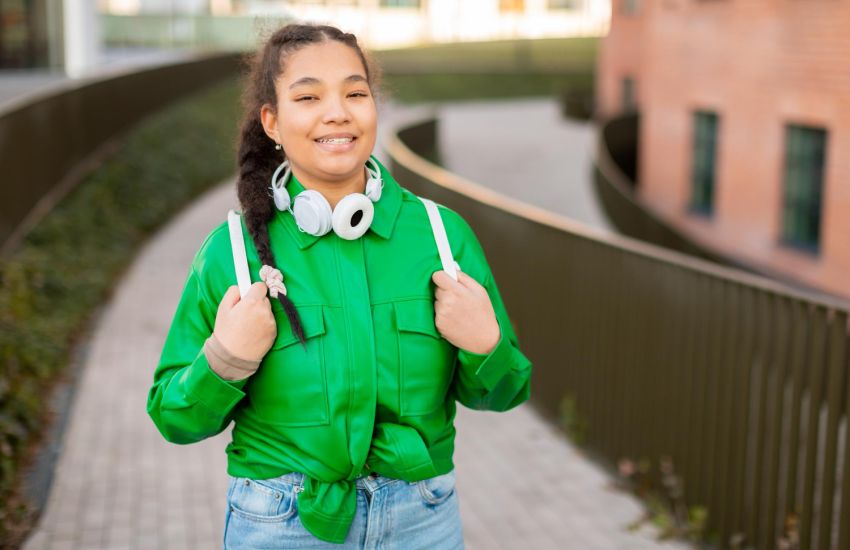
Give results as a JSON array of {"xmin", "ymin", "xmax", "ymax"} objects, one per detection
[{"xmin": 0, "ymin": 78, "xmax": 240, "ymax": 546}]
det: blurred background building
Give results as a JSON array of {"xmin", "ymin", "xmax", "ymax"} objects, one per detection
[
  {"xmin": 597, "ymin": 0, "xmax": 850, "ymax": 299},
  {"xmin": 101, "ymin": 0, "xmax": 610, "ymax": 49},
  {"xmin": 0, "ymin": 0, "xmax": 67, "ymax": 70},
  {"xmin": 0, "ymin": 1, "xmax": 610, "ymax": 76}
]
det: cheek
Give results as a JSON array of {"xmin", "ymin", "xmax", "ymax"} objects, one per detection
[
  {"xmin": 277, "ymin": 113, "xmax": 315, "ymax": 152},
  {"xmin": 355, "ymin": 103, "xmax": 378, "ymax": 135}
]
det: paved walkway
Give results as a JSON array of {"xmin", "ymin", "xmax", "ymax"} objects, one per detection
[
  {"xmin": 22, "ymin": 100, "xmax": 691, "ymax": 549},
  {"xmin": 436, "ymin": 97, "xmax": 614, "ymax": 233}
]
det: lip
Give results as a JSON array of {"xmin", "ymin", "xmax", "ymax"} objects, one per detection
[{"xmin": 314, "ymin": 133, "xmax": 358, "ymax": 153}]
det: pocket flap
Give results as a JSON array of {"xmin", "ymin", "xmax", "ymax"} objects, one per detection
[
  {"xmin": 272, "ymin": 305, "xmax": 326, "ymax": 349},
  {"xmin": 394, "ymin": 299, "xmax": 440, "ymax": 338}
]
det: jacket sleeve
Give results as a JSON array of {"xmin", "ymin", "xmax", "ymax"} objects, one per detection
[
  {"xmin": 451, "ymin": 269, "xmax": 532, "ymax": 412},
  {"xmin": 146, "ymin": 266, "xmax": 248, "ymax": 444},
  {"xmin": 443, "ymin": 207, "xmax": 532, "ymax": 412}
]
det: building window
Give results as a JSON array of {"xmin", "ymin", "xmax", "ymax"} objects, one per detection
[
  {"xmin": 380, "ymin": 0, "xmax": 421, "ymax": 7},
  {"xmin": 781, "ymin": 124, "xmax": 827, "ymax": 253},
  {"xmin": 0, "ymin": 0, "xmax": 52, "ymax": 68},
  {"xmin": 622, "ymin": 0, "xmax": 640, "ymax": 16},
  {"xmin": 622, "ymin": 77, "xmax": 636, "ymax": 112},
  {"xmin": 689, "ymin": 111, "xmax": 719, "ymax": 216}
]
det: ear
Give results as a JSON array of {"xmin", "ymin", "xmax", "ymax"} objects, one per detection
[{"xmin": 259, "ymin": 103, "xmax": 281, "ymax": 144}]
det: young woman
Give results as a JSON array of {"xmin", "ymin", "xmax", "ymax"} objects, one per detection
[{"xmin": 147, "ymin": 23, "xmax": 532, "ymax": 549}]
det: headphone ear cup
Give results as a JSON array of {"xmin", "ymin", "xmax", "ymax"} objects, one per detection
[
  {"xmin": 333, "ymin": 194, "xmax": 374, "ymax": 240},
  {"xmin": 292, "ymin": 190, "xmax": 333, "ymax": 236}
]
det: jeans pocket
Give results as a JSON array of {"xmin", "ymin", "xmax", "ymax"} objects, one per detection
[
  {"xmin": 417, "ymin": 469, "xmax": 456, "ymax": 506},
  {"xmin": 227, "ymin": 476, "xmax": 301, "ymax": 523}
]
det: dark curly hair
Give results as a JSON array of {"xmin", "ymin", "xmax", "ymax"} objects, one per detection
[{"xmin": 236, "ymin": 23, "xmax": 380, "ymax": 346}]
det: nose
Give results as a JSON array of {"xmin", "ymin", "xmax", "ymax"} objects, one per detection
[{"xmin": 322, "ymin": 94, "xmax": 351, "ymax": 124}]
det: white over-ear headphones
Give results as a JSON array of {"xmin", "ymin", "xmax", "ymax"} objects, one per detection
[{"xmin": 269, "ymin": 156, "xmax": 383, "ymax": 240}]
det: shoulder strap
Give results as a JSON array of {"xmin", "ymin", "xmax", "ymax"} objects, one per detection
[
  {"xmin": 227, "ymin": 209, "xmax": 252, "ymax": 298},
  {"xmin": 419, "ymin": 197, "xmax": 459, "ymax": 282}
]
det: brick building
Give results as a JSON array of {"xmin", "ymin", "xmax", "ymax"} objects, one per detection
[{"xmin": 596, "ymin": 0, "xmax": 850, "ymax": 299}]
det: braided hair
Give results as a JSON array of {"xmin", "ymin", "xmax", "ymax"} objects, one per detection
[{"xmin": 236, "ymin": 23, "xmax": 380, "ymax": 346}]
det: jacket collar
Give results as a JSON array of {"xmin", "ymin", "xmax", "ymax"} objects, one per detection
[{"xmin": 273, "ymin": 156, "xmax": 402, "ymax": 250}]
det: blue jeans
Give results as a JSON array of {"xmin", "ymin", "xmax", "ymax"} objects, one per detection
[{"xmin": 223, "ymin": 470, "xmax": 465, "ymax": 549}]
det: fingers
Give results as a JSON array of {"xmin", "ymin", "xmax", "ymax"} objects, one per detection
[
  {"xmin": 456, "ymin": 270, "xmax": 476, "ymax": 288},
  {"xmin": 431, "ymin": 270, "xmax": 460, "ymax": 289},
  {"xmin": 245, "ymin": 281, "xmax": 269, "ymax": 301},
  {"xmin": 458, "ymin": 271, "xmax": 489, "ymax": 298},
  {"xmin": 218, "ymin": 285, "xmax": 241, "ymax": 313}
]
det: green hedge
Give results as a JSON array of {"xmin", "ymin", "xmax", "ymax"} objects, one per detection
[
  {"xmin": 374, "ymin": 37, "xmax": 598, "ymax": 74},
  {"xmin": 0, "ymin": 78, "xmax": 241, "ymax": 544},
  {"xmin": 382, "ymin": 72, "xmax": 595, "ymax": 103},
  {"xmin": 375, "ymin": 37, "xmax": 596, "ymax": 104}
]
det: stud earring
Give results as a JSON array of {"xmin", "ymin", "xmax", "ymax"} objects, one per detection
[{"xmin": 275, "ymin": 143, "xmax": 282, "ymax": 150}]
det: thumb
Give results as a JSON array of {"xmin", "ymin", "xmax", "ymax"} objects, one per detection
[
  {"xmin": 218, "ymin": 285, "xmax": 241, "ymax": 314},
  {"xmin": 456, "ymin": 270, "xmax": 483, "ymax": 292},
  {"xmin": 245, "ymin": 281, "xmax": 269, "ymax": 301},
  {"xmin": 431, "ymin": 270, "xmax": 460, "ymax": 290}
]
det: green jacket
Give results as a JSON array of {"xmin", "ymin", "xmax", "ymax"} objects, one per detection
[{"xmin": 147, "ymin": 158, "xmax": 532, "ymax": 543}]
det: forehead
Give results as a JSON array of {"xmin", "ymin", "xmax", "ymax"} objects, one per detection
[{"xmin": 279, "ymin": 40, "xmax": 366, "ymax": 84}]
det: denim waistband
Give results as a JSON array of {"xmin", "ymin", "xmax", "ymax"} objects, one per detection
[{"xmin": 274, "ymin": 470, "xmax": 409, "ymax": 491}]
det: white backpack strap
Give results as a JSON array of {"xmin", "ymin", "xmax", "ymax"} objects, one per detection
[
  {"xmin": 419, "ymin": 197, "xmax": 459, "ymax": 281},
  {"xmin": 227, "ymin": 209, "xmax": 252, "ymax": 298}
]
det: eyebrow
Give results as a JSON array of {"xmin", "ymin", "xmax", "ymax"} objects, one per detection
[{"xmin": 288, "ymin": 74, "xmax": 368, "ymax": 89}]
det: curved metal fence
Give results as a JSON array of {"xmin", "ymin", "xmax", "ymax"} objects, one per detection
[
  {"xmin": 0, "ymin": 52, "xmax": 242, "ymax": 255},
  {"xmin": 386, "ymin": 117, "xmax": 850, "ymax": 550}
]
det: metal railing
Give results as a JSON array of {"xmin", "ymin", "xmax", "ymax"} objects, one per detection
[
  {"xmin": 0, "ymin": 52, "xmax": 241, "ymax": 255},
  {"xmin": 386, "ymin": 117, "xmax": 850, "ymax": 550}
]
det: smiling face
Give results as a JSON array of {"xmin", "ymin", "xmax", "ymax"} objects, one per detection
[{"xmin": 260, "ymin": 40, "xmax": 378, "ymax": 196}]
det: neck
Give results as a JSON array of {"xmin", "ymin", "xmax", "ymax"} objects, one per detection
[{"xmin": 292, "ymin": 165, "xmax": 367, "ymax": 209}]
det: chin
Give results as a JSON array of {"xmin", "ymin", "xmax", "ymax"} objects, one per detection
[{"xmin": 317, "ymin": 150, "xmax": 371, "ymax": 174}]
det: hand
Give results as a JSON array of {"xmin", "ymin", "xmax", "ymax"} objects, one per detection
[
  {"xmin": 212, "ymin": 283, "xmax": 277, "ymax": 362},
  {"xmin": 431, "ymin": 270, "xmax": 500, "ymax": 355}
]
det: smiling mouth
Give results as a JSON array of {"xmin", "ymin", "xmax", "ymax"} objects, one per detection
[{"xmin": 315, "ymin": 137, "xmax": 356, "ymax": 144}]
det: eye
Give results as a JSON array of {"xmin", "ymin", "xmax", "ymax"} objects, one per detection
[
  {"xmin": 296, "ymin": 96, "xmax": 317, "ymax": 102},
  {"xmin": 348, "ymin": 92, "xmax": 369, "ymax": 98}
]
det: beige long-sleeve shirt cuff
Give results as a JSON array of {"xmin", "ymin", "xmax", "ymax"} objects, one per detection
[{"xmin": 203, "ymin": 333, "xmax": 261, "ymax": 381}]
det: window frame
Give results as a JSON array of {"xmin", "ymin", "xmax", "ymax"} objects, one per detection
[
  {"xmin": 688, "ymin": 110, "xmax": 720, "ymax": 218},
  {"xmin": 779, "ymin": 123, "xmax": 828, "ymax": 255}
]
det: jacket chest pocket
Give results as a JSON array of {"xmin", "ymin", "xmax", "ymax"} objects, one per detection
[
  {"xmin": 247, "ymin": 305, "xmax": 330, "ymax": 427},
  {"xmin": 394, "ymin": 299, "xmax": 457, "ymax": 417}
]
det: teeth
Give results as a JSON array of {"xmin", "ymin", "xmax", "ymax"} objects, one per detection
[{"xmin": 317, "ymin": 137, "xmax": 353, "ymax": 144}]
